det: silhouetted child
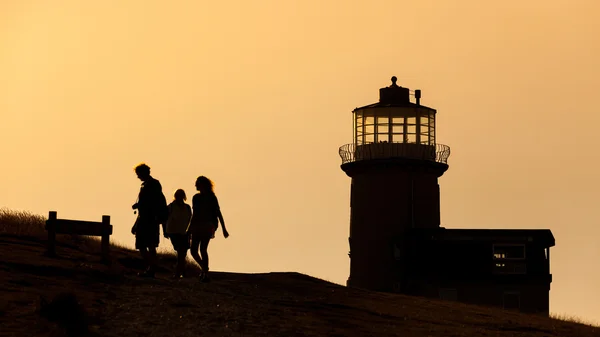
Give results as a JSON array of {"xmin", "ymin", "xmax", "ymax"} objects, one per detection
[
  {"xmin": 188, "ymin": 176, "xmax": 229, "ymax": 282},
  {"xmin": 165, "ymin": 189, "xmax": 192, "ymax": 279}
]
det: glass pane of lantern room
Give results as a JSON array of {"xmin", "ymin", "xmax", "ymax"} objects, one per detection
[
  {"xmin": 365, "ymin": 134, "xmax": 374, "ymax": 144},
  {"xmin": 391, "ymin": 117, "xmax": 404, "ymax": 125},
  {"xmin": 355, "ymin": 111, "xmax": 363, "ymax": 145},
  {"xmin": 378, "ymin": 124, "xmax": 389, "ymax": 134},
  {"xmin": 377, "ymin": 116, "xmax": 389, "ymax": 141},
  {"xmin": 353, "ymin": 115, "xmax": 356, "ymax": 145},
  {"xmin": 377, "ymin": 116, "xmax": 389, "ymax": 126},
  {"xmin": 391, "ymin": 122, "xmax": 404, "ymax": 143},
  {"xmin": 377, "ymin": 133, "xmax": 389, "ymax": 142},
  {"xmin": 420, "ymin": 125, "xmax": 429, "ymax": 143},
  {"xmin": 429, "ymin": 122, "xmax": 435, "ymax": 144},
  {"xmin": 392, "ymin": 123, "xmax": 404, "ymax": 133},
  {"xmin": 377, "ymin": 124, "xmax": 389, "ymax": 142}
]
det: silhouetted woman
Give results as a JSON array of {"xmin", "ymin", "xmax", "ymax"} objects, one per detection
[
  {"xmin": 188, "ymin": 176, "xmax": 229, "ymax": 282},
  {"xmin": 165, "ymin": 189, "xmax": 192, "ymax": 279}
]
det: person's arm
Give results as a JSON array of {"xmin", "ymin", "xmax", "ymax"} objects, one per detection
[
  {"xmin": 132, "ymin": 190, "xmax": 141, "ymax": 209},
  {"xmin": 131, "ymin": 215, "xmax": 139, "ymax": 235},
  {"xmin": 163, "ymin": 203, "xmax": 173, "ymax": 238},
  {"xmin": 217, "ymin": 209, "xmax": 229, "ymax": 238},
  {"xmin": 186, "ymin": 197, "xmax": 196, "ymax": 236},
  {"xmin": 214, "ymin": 196, "xmax": 229, "ymax": 238},
  {"xmin": 185, "ymin": 204, "xmax": 192, "ymax": 223}
]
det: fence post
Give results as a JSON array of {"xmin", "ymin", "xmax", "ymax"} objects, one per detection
[
  {"xmin": 46, "ymin": 211, "xmax": 57, "ymax": 257},
  {"xmin": 101, "ymin": 215, "xmax": 110, "ymax": 263}
]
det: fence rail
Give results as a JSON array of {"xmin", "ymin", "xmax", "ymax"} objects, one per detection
[
  {"xmin": 339, "ymin": 142, "xmax": 451, "ymax": 165},
  {"xmin": 45, "ymin": 211, "xmax": 113, "ymax": 263}
]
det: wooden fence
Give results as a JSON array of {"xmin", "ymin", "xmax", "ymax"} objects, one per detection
[{"xmin": 45, "ymin": 211, "xmax": 113, "ymax": 262}]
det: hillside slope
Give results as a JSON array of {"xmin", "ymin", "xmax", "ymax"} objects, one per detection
[{"xmin": 0, "ymin": 210, "xmax": 598, "ymax": 337}]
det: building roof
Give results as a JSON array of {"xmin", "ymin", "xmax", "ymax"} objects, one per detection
[
  {"xmin": 409, "ymin": 227, "xmax": 555, "ymax": 247},
  {"xmin": 353, "ymin": 101, "xmax": 436, "ymax": 112}
]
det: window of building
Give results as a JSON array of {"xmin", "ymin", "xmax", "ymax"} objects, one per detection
[
  {"xmin": 493, "ymin": 244, "xmax": 526, "ymax": 260},
  {"xmin": 494, "ymin": 262, "xmax": 527, "ymax": 274},
  {"xmin": 503, "ymin": 291, "xmax": 520, "ymax": 310},
  {"xmin": 493, "ymin": 244, "xmax": 526, "ymax": 274}
]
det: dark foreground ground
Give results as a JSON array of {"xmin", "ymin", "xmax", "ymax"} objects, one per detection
[{"xmin": 1, "ymin": 210, "xmax": 599, "ymax": 337}]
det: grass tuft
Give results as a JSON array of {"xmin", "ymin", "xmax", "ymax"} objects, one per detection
[
  {"xmin": 550, "ymin": 313, "xmax": 599, "ymax": 328},
  {"xmin": 0, "ymin": 207, "xmax": 46, "ymax": 237}
]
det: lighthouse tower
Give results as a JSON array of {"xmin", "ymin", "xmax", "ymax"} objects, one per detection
[{"xmin": 339, "ymin": 76, "xmax": 451, "ymax": 292}]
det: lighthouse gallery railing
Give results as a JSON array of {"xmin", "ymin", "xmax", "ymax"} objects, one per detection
[{"xmin": 339, "ymin": 142, "xmax": 451, "ymax": 165}]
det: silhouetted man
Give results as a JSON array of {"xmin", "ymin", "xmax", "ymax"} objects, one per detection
[{"xmin": 131, "ymin": 163, "xmax": 164, "ymax": 277}]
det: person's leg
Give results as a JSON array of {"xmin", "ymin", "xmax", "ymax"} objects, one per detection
[
  {"xmin": 136, "ymin": 222, "xmax": 152, "ymax": 272},
  {"xmin": 169, "ymin": 236, "xmax": 177, "ymax": 271},
  {"xmin": 176, "ymin": 249, "xmax": 187, "ymax": 277},
  {"xmin": 170, "ymin": 235, "xmax": 183, "ymax": 277},
  {"xmin": 137, "ymin": 247, "xmax": 154, "ymax": 276},
  {"xmin": 147, "ymin": 222, "xmax": 160, "ymax": 274},
  {"xmin": 137, "ymin": 231, "xmax": 148, "ymax": 266},
  {"xmin": 199, "ymin": 237, "xmax": 211, "ymax": 280},
  {"xmin": 148, "ymin": 247, "xmax": 157, "ymax": 274},
  {"xmin": 189, "ymin": 235, "xmax": 203, "ymax": 271},
  {"xmin": 139, "ymin": 247, "xmax": 148, "ymax": 261}
]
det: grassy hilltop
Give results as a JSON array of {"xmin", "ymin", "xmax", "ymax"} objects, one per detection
[{"xmin": 0, "ymin": 208, "xmax": 598, "ymax": 337}]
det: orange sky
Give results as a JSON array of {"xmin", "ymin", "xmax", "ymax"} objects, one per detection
[{"xmin": 1, "ymin": 0, "xmax": 599, "ymax": 322}]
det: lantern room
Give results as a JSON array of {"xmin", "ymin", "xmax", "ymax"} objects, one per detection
[{"xmin": 353, "ymin": 76, "xmax": 436, "ymax": 146}]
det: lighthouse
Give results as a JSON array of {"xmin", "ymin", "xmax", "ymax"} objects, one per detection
[
  {"xmin": 338, "ymin": 76, "xmax": 555, "ymax": 315},
  {"xmin": 339, "ymin": 76, "xmax": 450, "ymax": 292}
]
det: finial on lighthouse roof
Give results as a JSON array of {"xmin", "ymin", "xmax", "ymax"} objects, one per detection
[{"xmin": 379, "ymin": 75, "xmax": 409, "ymax": 103}]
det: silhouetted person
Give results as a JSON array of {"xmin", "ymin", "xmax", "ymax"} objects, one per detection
[
  {"xmin": 165, "ymin": 188, "xmax": 192, "ymax": 279},
  {"xmin": 188, "ymin": 176, "xmax": 229, "ymax": 282},
  {"xmin": 131, "ymin": 163, "xmax": 164, "ymax": 278}
]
